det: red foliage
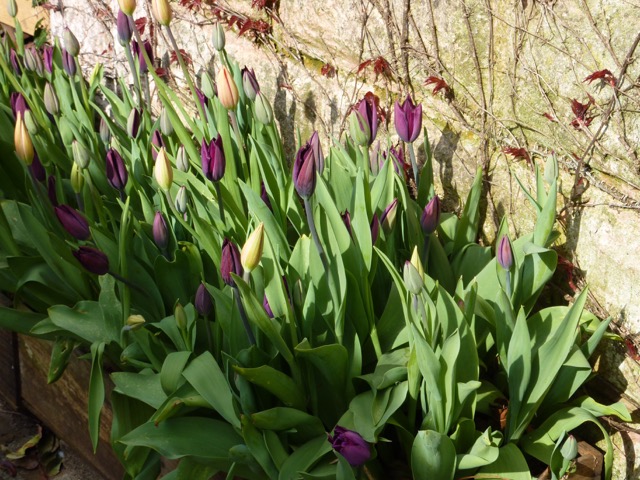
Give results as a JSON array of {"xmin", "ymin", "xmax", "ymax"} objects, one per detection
[
  {"xmin": 584, "ymin": 69, "xmax": 616, "ymax": 87},
  {"xmin": 357, "ymin": 56, "xmax": 392, "ymax": 80},
  {"xmin": 134, "ymin": 17, "xmax": 147, "ymax": 35},
  {"xmin": 252, "ymin": 0, "xmax": 275, "ymax": 9},
  {"xmin": 542, "ymin": 112, "xmax": 557, "ymax": 123},
  {"xmin": 502, "ymin": 146, "xmax": 532, "ymax": 167},
  {"xmin": 556, "ymin": 255, "xmax": 578, "ymax": 293},
  {"xmin": 321, "ymin": 63, "xmax": 336, "ymax": 78},
  {"xmin": 228, "ymin": 15, "xmax": 271, "ymax": 39},
  {"xmin": 179, "ymin": 0, "xmax": 204, "ymax": 12},
  {"xmin": 424, "ymin": 76, "xmax": 452, "ymax": 98},
  {"xmin": 570, "ymin": 96, "xmax": 594, "ymax": 129},
  {"xmin": 625, "ymin": 339, "xmax": 640, "ymax": 362},
  {"xmin": 169, "ymin": 49, "xmax": 192, "ymax": 66}
]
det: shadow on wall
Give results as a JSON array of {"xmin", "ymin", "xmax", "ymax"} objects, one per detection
[{"xmin": 433, "ymin": 125, "xmax": 461, "ymax": 211}]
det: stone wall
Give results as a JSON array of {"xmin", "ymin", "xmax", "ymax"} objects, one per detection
[{"xmin": 47, "ymin": 0, "xmax": 640, "ymax": 475}]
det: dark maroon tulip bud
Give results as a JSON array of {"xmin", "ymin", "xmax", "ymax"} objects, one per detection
[
  {"xmin": 61, "ymin": 49, "xmax": 76, "ymax": 77},
  {"xmin": 43, "ymin": 45, "xmax": 53, "ymax": 74},
  {"xmin": 72, "ymin": 246, "xmax": 109, "ymax": 275},
  {"xmin": 55, "ymin": 204, "xmax": 90, "ymax": 240},
  {"xmin": 150, "ymin": 130, "xmax": 165, "ymax": 161},
  {"xmin": 132, "ymin": 40, "xmax": 153, "ymax": 73},
  {"xmin": 309, "ymin": 131, "xmax": 324, "ymax": 175},
  {"xmin": 497, "ymin": 235, "xmax": 513, "ymax": 270},
  {"xmin": 370, "ymin": 213, "xmax": 380, "ymax": 244},
  {"xmin": 241, "ymin": 67, "xmax": 260, "ymax": 101},
  {"xmin": 10, "ymin": 48, "xmax": 21, "ymax": 75},
  {"xmin": 260, "ymin": 182, "xmax": 272, "ymax": 211},
  {"xmin": 356, "ymin": 95, "xmax": 378, "ymax": 146},
  {"xmin": 195, "ymin": 88, "xmax": 209, "ymax": 113},
  {"xmin": 263, "ymin": 294, "xmax": 273, "ymax": 318},
  {"xmin": 117, "ymin": 9, "xmax": 133, "ymax": 46},
  {"xmin": 10, "ymin": 92, "xmax": 29, "ymax": 119},
  {"xmin": 152, "ymin": 211, "xmax": 169, "ymax": 250},
  {"xmin": 47, "ymin": 176, "xmax": 58, "ymax": 206},
  {"xmin": 341, "ymin": 210, "xmax": 352, "ymax": 236},
  {"xmin": 394, "ymin": 94, "xmax": 422, "ymax": 143},
  {"xmin": 127, "ymin": 108, "xmax": 141, "ymax": 138},
  {"xmin": 328, "ymin": 426, "xmax": 371, "ymax": 467},
  {"xmin": 195, "ymin": 282, "xmax": 213, "ymax": 316},
  {"xmin": 293, "ymin": 134, "xmax": 321, "ymax": 199},
  {"xmin": 420, "ymin": 195, "xmax": 440, "ymax": 235},
  {"xmin": 201, "ymin": 134, "xmax": 225, "ymax": 182},
  {"xmin": 106, "ymin": 148, "xmax": 128, "ymax": 192},
  {"xmin": 29, "ymin": 153, "xmax": 46, "ymax": 182},
  {"xmin": 220, "ymin": 238, "xmax": 243, "ymax": 286}
]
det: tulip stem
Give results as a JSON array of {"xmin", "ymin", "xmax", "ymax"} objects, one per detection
[
  {"xmin": 408, "ymin": 142, "xmax": 419, "ymax": 192},
  {"xmin": 203, "ymin": 313, "xmax": 213, "ymax": 353},
  {"xmin": 214, "ymin": 182, "xmax": 226, "ymax": 225},
  {"xmin": 142, "ymin": 74, "xmax": 151, "ymax": 110},
  {"xmin": 506, "ymin": 271, "xmax": 512, "ymax": 299},
  {"xmin": 108, "ymin": 271, "xmax": 147, "ymax": 295},
  {"xmin": 118, "ymin": 197, "xmax": 132, "ymax": 322},
  {"xmin": 361, "ymin": 146, "xmax": 370, "ymax": 185},
  {"xmin": 164, "ymin": 190, "xmax": 199, "ymax": 240},
  {"xmin": 123, "ymin": 46, "xmax": 143, "ymax": 107},
  {"xmin": 75, "ymin": 193, "xmax": 84, "ymax": 213},
  {"xmin": 233, "ymin": 286, "xmax": 256, "ymax": 346}
]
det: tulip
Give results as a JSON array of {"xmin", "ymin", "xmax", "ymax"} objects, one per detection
[
  {"xmin": 394, "ymin": 94, "xmax": 422, "ymax": 143},
  {"xmin": 106, "ymin": 148, "xmax": 128, "ymax": 192},
  {"xmin": 403, "ymin": 261, "xmax": 423, "ymax": 295},
  {"xmin": 55, "ymin": 205, "xmax": 90, "ymax": 240},
  {"xmin": 63, "ymin": 29, "xmax": 80, "ymax": 57},
  {"xmin": 70, "ymin": 162, "xmax": 84, "ymax": 194},
  {"xmin": 125, "ymin": 314, "xmax": 145, "ymax": 330},
  {"xmin": 241, "ymin": 223, "xmax": 265, "ymax": 272},
  {"xmin": 127, "ymin": 108, "xmax": 141, "ymax": 138},
  {"xmin": 9, "ymin": 48, "xmax": 21, "ymax": 75},
  {"xmin": 263, "ymin": 294, "xmax": 274, "ymax": 318},
  {"xmin": 24, "ymin": 48, "xmax": 43, "ymax": 76},
  {"xmin": 132, "ymin": 40, "xmax": 153, "ymax": 73},
  {"xmin": 73, "ymin": 246, "xmax": 109, "ymax": 275},
  {"xmin": 118, "ymin": 0, "xmax": 136, "ymax": 16},
  {"xmin": 348, "ymin": 110, "xmax": 370, "ymax": 147},
  {"xmin": 152, "ymin": 211, "xmax": 169, "ymax": 250},
  {"xmin": 14, "ymin": 112, "xmax": 34, "ymax": 166},
  {"xmin": 254, "ymin": 92, "xmax": 273, "ymax": 125},
  {"xmin": 561, "ymin": 435, "xmax": 578, "ymax": 462},
  {"xmin": 195, "ymin": 87, "xmax": 209, "ymax": 113},
  {"xmin": 201, "ymin": 135, "xmax": 225, "ymax": 182},
  {"xmin": 150, "ymin": 130, "xmax": 165, "ymax": 161},
  {"xmin": 212, "ymin": 23, "xmax": 225, "ymax": 51},
  {"xmin": 293, "ymin": 133, "xmax": 321, "ymax": 199},
  {"xmin": 10, "ymin": 92, "xmax": 29, "ymax": 119},
  {"xmin": 370, "ymin": 214, "xmax": 380, "ymax": 244},
  {"xmin": 99, "ymin": 117, "xmax": 111, "ymax": 144},
  {"xmin": 7, "ymin": 0, "xmax": 17, "ymax": 17},
  {"xmin": 175, "ymin": 303, "xmax": 187, "ymax": 331},
  {"xmin": 176, "ymin": 145, "xmax": 189, "ymax": 172},
  {"xmin": 328, "ymin": 426, "xmax": 370, "ymax": 467},
  {"xmin": 195, "ymin": 282, "xmax": 213, "ymax": 317},
  {"xmin": 23, "ymin": 110, "xmax": 37, "ymax": 135},
  {"xmin": 216, "ymin": 66, "xmax": 239, "ymax": 110},
  {"xmin": 29, "ymin": 153, "xmax": 46, "ymax": 182},
  {"xmin": 497, "ymin": 235, "xmax": 513, "ymax": 271},
  {"xmin": 117, "ymin": 10, "xmax": 133, "ymax": 46},
  {"xmin": 242, "ymin": 67, "xmax": 260, "ymax": 101},
  {"xmin": 410, "ymin": 246, "xmax": 424, "ymax": 280},
  {"xmin": 154, "ymin": 148, "xmax": 173, "ymax": 191},
  {"xmin": 220, "ymin": 238, "xmax": 243, "ymax": 286},
  {"xmin": 309, "ymin": 131, "xmax": 324, "ymax": 175},
  {"xmin": 175, "ymin": 185, "xmax": 188, "ymax": 214},
  {"xmin": 151, "ymin": 0, "xmax": 172, "ymax": 26},
  {"xmin": 72, "ymin": 140, "xmax": 90, "ymax": 169},
  {"xmin": 356, "ymin": 94, "xmax": 378, "ymax": 145},
  {"xmin": 61, "ymin": 49, "xmax": 76, "ymax": 76},
  {"xmin": 44, "ymin": 83, "xmax": 59, "ymax": 116},
  {"xmin": 159, "ymin": 107, "xmax": 173, "ymax": 136},
  {"xmin": 43, "ymin": 45, "xmax": 53, "ymax": 74},
  {"xmin": 380, "ymin": 198, "xmax": 398, "ymax": 233},
  {"xmin": 420, "ymin": 195, "xmax": 440, "ymax": 235},
  {"xmin": 200, "ymin": 72, "xmax": 216, "ymax": 99},
  {"xmin": 341, "ymin": 210, "xmax": 352, "ymax": 236}
]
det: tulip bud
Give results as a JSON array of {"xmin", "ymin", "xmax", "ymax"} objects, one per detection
[
  {"xmin": 380, "ymin": 198, "xmax": 398, "ymax": 233},
  {"xmin": 118, "ymin": 0, "xmax": 136, "ymax": 16},
  {"xmin": 370, "ymin": 214, "xmax": 380, "ymax": 245},
  {"xmin": 175, "ymin": 185, "xmax": 188, "ymax": 214},
  {"xmin": 61, "ymin": 49, "xmax": 76, "ymax": 76},
  {"xmin": 309, "ymin": 131, "xmax": 324, "ymax": 175},
  {"xmin": 10, "ymin": 92, "xmax": 28, "ymax": 119},
  {"xmin": 14, "ymin": 112, "xmax": 34, "ymax": 166},
  {"xmin": 176, "ymin": 145, "xmax": 189, "ymax": 172},
  {"xmin": 410, "ymin": 246, "xmax": 424, "ymax": 280},
  {"xmin": 132, "ymin": 40, "xmax": 153, "ymax": 73},
  {"xmin": 293, "ymin": 133, "xmax": 321, "ymax": 199},
  {"xmin": 560, "ymin": 435, "xmax": 578, "ymax": 461},
  {"xmin": 73, "ymin": 246, "xmax": 109, "ymax": 275},
  {"xmin": 356, "ymin": 94, "xmax": 378, "ymax": 146},
  {"xmin": 420, "ymin": 195, "xmax": 440, "ymax": 235},
  {"xmin": 394, "ymin": 94, "xmax": 422, "ymax": 143},
  {"xmin": 117, "ymin": 9, "xmax": 133, "ymax": 46},
  {"xmin": 216, "ymin": 66, "xmax": 239, "ymax": 110},
  {"xmin": 159, "ymin": 107, "xmax": 173, "ymax": 136},
  {"xmin": 200, "ymin": 71, "xmax": 216, "ymax": 100},
  {"xmin": 241, "ymin": 223, "xmax": 265, "ymax": 272},
  {"xmin": 89, "ymin": 63, "xmax": 102, "ymax": 87},
  {"xmin": 30, "ymin": 153, "xmax": 46, "ymax": 182},
  {"xmin": 44, "ymin": 82, "xmax": 59, "ymax": 116},
  {"xmin": 348, "ymin": 110, "xmax": 370, "ymax": 147},
  {"xmin": 127, "ymin": 108, "xmax": 141, "ymax": 138},
  {"xmin": 24, "ymin": 48, "xmax": 43, "ymax": 76},
  {"xmin": 154, "ymin": 147, "xmax": 173, "ymax": 191},
  {"xmin": 254, "ymin": 91, "xmax": 273, "ymax": 125},
  {"xmin": 152, "ymin": 211, "xmax": 169, "ymax": 250},
  {"xmin": 212, "ymin": 22, "xmax": 225, "ymax": 51},
  {"xmin": 341, "ymin": 210, "xmax": 352, "ymax": 236},
  {"xmin": 43, "ymin": 46, "xmax": 53, "ymax": 75},
  {"xmin": 55, "ymin": 205, "xmax": 90, "ymax": 240},
  {"xmin": 403, "ymin": 261, "xmax": 423, "ymax": 295},
  {"xmin": 9, "ymin": 48, "xmax": 21, "ymax": 75},
  {"xmin": 99, "ymin": 117, "xmax": 111, "ymax": 144},
  {"xmin": 220, "ymin": 238, "xmax": 243, "ymax": 286},
  {"xmin": 195, "ymin": 282, "xmax": 213, "ymax": 317},
  {"xmin": 63, "ymin": 28, "xmax": 80, "ymax": 57},
  {"xmin": 328, "ymin": 426, "xmax": 371, "ymax": 467},
  {"xmin": 151, "ymin": 0, "xmax": 172, "ymax": 26},
  {"xmin": 23, "ymin": 110, "xmax": 38, "ymax": 135},
  {"xmin": 201, "ymin": 135, "xmax": 225, "ymax": 182},
  {"xmin": 125, "ymin": 314, "xmax": 145, "ymax": 330},
  {"xmin": 241, "ymin": 67, "xmax": 260, "ymax": 101},
  {"xmin": 150, "ymin": 130, "xmax": 165, "ymax": 161},
  {"xmin": 174, "ymin": 303, "xmax": 187, "ymax": 331},
  {"xmin": 70, "ymin": 162, "xmax": 84, "ymax": 193},
  {"xmin": 7, "ymin": 0, "xmax": 17, "ymax": 17},
  {"xmin": 106, "ymin": 148, "xmax": 128, "ymax": 192},
  {"xmin": 72, "ymin": 140, "xmax": 90, "ymax": 169},
  {"xmin": 497, "ymin": 235, "xmax": 513, "ymax": 271}
]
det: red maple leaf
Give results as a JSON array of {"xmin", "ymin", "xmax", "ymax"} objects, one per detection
[
  {"xmin": 358, "ymin": 56, "xmax": 392, "ymax": 79},
  {"xmin": 584, "ymin": 69, "xmax": 616, "ymax": 87},
  {"xmin": 424, "ymin": 76, "xmax": 452, "ymax": 98},
  {"xmin": 321, "ymin": 63, "xmax": 336, "ymax": 78},
  {"xmin": 502, "ymin": 146, "xmax": 532, "ymax": 167},
  {"xmin": 169, "ymin": 49, "xmax": 192, "ymax": 66},
  {"xmin": 542, "ymin": 112, "xmax": 557, "ymax": 122},
  {"xmin": 570, "ymin": 96, "xmax": 594, "ymax": 129},
  {"xmin": 134, "ymin": 17, "xmax": 147, "ymax": 36}
]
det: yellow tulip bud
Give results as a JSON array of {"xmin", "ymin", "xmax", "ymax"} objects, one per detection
[
  {"xmin": 154, "ymin": 147, "xmax": 173, "ymax": 191},
  {"xmin": 118, "ymin": 0, "xmax": 136, "ymax": 16},
  {"xmin": 126, "ymin": 314, "xmax": 145, "ymax": 330},
  {"xmin": 70, "ymin": 162, "xmax": 84, "ymax": 193},
  {"xmin": 151, "ymin": 0, "xmax": 172, "ymax": 26},
  {"xmin": 14, "ymin": 112, "xmax": 34, "ymax": 166},
  {"xmin": 410, "ymin": 246, "xmax": 424, "ymax": 280},
  {"xmin": 216, "ymin": 66, "xmax": 239, "ymax": 110},
  {"xmin": 241, "ymin": 223, "xmax": 265, "ymax": 272}
]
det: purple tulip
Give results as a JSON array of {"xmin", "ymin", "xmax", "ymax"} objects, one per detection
[
  {"xmin": 132, "ymin": 40, "xmax": 153, "ymax": 73},
  {"xmin": 263, "ymin": 294, "xmax": 273, "ymax": 318},
  {"xmin": 497, "ymin": 235, "xmax": 513, "ymax": 270},
  {"xmin": 394, "ymin": 94, "xmax": 422, "ymax": 143},
  {"xmin": 195, "ymin": 282, "xmax": 213, "ymax": 316},
  {"xmin": 241, "ymin": 67, "xmax": 260, "ymax": 101},
  {"xmin": 220, "ymin": 238, "xmax": 243, "ymax": 286},
  {"xmin": 10, "ymin": 49, "xmax": 21, "ymax": 75},
  {"xmin": 152, "ymin": 212, "xmax": 169, "ymax": 250},
  {"xmin": 117, "ymin": 10, "xmax": 133, "ymax": 46},
  {"xmin": 341, "ymin": 210, "xmax": 352, "ymax": 236},
  {"xmin": 127, "ymin": 108, "xmax": 141, "ymax": 138},
  {"xmin": 61, "ymin": 49, "xmax": 76, "ymax": 77},
  {"xmin": 201, "ymin": 135, "xmax": 225, "ymax": 182},
  {"xmin": 55, "ymin": 205, "xmax": 90, "ymax": 240},
  {"xmin": 370, "ymin": 214, "xmax": 380, "ymax": 244},
  {"xmin": 10, "ymin": 92, "xmax": 29, "ymax": 119},
  {"xmin": 309, "ymin": 131, "xmax": 324, "ymax": 175},
  {"xmin": 420, "ymin": 195, "xmax": 440, "ymax": 235},
  {"xmin": 328, "ymin": 426, "xmax": 370, "ymax": 467},
  {"xmin": 106, "ymin": 148, "xmax": 128, "ymax": 192},
  {"xmin": 196, "ymin": 88, "xmax": 209, "ymax": 112},
  {"xmin": 47, "ymin": 176, "xmax": 58, "ymax": 206},
  {"xmin": 293, "ymin": 133, "xmax": 321, "ymax": 199},
  {"xmin": 380, "ymin": 198, "xmax": 398, "ymax": 232},
  {"xmin": 151, "ymin": 130, "xmax": 165, "ymax": 161},
  {"xmin": 43, "ymin": 45, "xmax": 53, "ymax": 74},
  {"xmin": 356, "ymin": 95, "xmax": 378, "ymax": 146},
  {"xmin": 260, "ymin": 182, "xmax": 272, "ymax": 211},
  {"xmin": 72, "ymin": 246, "xmax": 109, "ymax": 275},
  {"xmin": 29, "ymin": 153, "xmax": 46, "ymax": 183}
]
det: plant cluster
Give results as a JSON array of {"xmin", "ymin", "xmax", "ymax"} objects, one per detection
[{"xmin": 0, "ymin": 0, "xmax": 629, "ymax": 478}]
